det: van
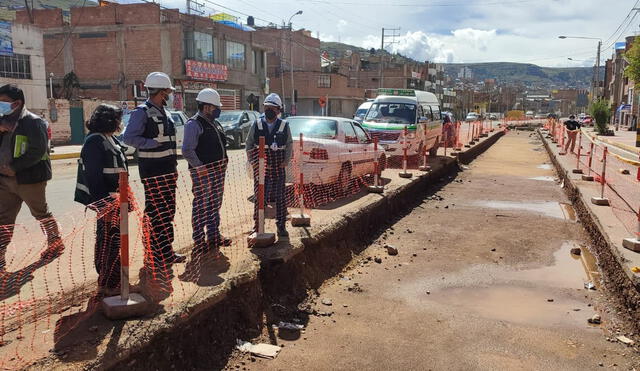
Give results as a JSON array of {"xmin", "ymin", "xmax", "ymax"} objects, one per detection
[
  {"xmin": 353, "ymin": 101, "xmax": 373, "ymax": 123},
  {"xmin": 361, "ymin": 89, "xmax": 443, "ymax": 157}
]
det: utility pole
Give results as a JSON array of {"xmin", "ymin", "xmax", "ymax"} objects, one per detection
[
  {"xmin": 281, "ymin": 22, "xmax": 286, "ymax": 114},
  {"xmin": 24, "ymin": 0, "xmax": 34, "ymax": 23},
  {"xmin": 595, "ymin": 40, "xmax": 601, "ymax": 101},
  {"xmin": 378, "ymin": 27, "xmax": 400, "ymax": 88}
]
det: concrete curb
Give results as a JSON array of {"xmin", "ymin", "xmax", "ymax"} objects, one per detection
[
  {"xmin": 34, "ymin": 130, "xmax": 506, "ymax": 370},
  {"xmin": 50, "ymin": 152, "xmax": 80, "ymax": 160},
  {"xmin": 583, "ymin": 129, "xmax": 640, "ymax": 155}
]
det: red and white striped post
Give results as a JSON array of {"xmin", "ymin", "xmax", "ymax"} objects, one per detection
[
  {"xmin": 101, "ymin": 171, "xmax": 148, "ymax": 320},
  {"xmin": 591, "ymin": 147, "xmax": 610, "ymax": 206},
  {"xmin": 248, "ymin": 136, "xmax": 276, "ymax": 246},
  {"xmin": 419, "ymin": 143, "xmax": 430, "ymax": 172},
  {"xmin": 582, "ymin": 142, "xmax": 595, "ymax": 181},
  {"xmin": 454, "ymin": 122, "xmax": 462, "ymax": 151},
  {"xmin": 572, "ymin": 131, "xmax": 583, "ymax": 174},
  {"xmin": 399, "ymin": 126, "xmax": 413, "ymax": 178},
  {"xmin": 466, "ymin": 121, "xmax": 473, "ymax": 147},
  {"xmin": 119, "ymin": 171, "xmax": 130, "ymax": 300},
  {"xmin": 368, "ymin": 137, "xmax": 385, "ymax": 192},
  {"xmin": 292, "ymin": 133, "xmax": 311, "ymax": 225}
]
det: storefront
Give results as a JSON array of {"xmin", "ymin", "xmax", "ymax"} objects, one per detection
[{"xmin": 176, "ymin": 60, "xmax": 239, "ymax": 115}]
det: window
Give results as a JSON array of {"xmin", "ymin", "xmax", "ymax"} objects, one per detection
[
  {"xmin": 226, "ymin": 41, "xmax": 245, "ymax": 70},
  {"xmin": 430, "ymin": 105, "xmax": 441, "ymax": 120},
  {"xmin": 339, "ymin": 121, "xmax": 358, "ymax": 143},
  {"xmin": 0, "ymin": 54, "xmax": 32, "ymax": 79},
  {"xmin": 364, "ymin": 103, "xmax": 416, "ymax": 125},
  {"xmin": 252, "ymin": 50, "xmax": 257, "ymax": 74},
  {"xmin": 352, "ymin": 123, "xmax": 370, "ymax": 143},
  {"xmin": 288, "ymin": 118, "xmax": 337, "ymax": 139},
  {"xmin": 184, "ymin": 31, "xmax": 214, "ymax": 63},
  {"xmin": 318, "ymin": 74, "xmax": 331, "ymax": 88}
]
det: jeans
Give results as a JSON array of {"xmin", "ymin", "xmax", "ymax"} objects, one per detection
[
  {"xmin": 141, "ymin": 172, "xmax": 177, "ymax": 266},
  {"xmin": 191, "ymin": 163, "xmax": 227, "ymax": 248}
]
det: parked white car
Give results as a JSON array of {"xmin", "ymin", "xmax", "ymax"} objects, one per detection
[
  {"xmin": 119, "ymin": 109, "xmax": 187, "ymax": 156},
  {"xmin": 465, "ymin": 112, "xmax": 479, "ymax": 122},
  {"xmin": 285, "ymin": 116, "xmax": 386, "ymax": 188}
]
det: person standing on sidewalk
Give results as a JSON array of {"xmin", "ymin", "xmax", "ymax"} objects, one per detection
[
  {"xmin": 74, "ymin": 104, "xmax": 128, "ymax": 295},
  {"xmin": 0, "ymin": 84, "xmax": 63, "ymax": 273},
  {"xmin": 563, "ymin": 114, "xmax": 581, "ymax": 154},
  {"xmin": 182, "ymin": 89, "xmax": 231, "ymax": 257},
  {"xmin": 245, "ymin": 93, "xmax": 293, "ymax": 239},
  {"xmin": 122, "ymin": 72, "xmax": 186, "ymax": 271}
]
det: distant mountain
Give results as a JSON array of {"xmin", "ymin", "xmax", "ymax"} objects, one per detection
[{"xmin": 320, "ymin": 41, "xmax": 601, "ymax": 89}]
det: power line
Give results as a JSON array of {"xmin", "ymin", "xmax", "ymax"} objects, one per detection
[
  {"xmin": 602, "ymin": 0, "xmax": 640, "ymax": 46},
  {"xmin": 45, "ymin": 0, "xmax": 88, "ymax": 67},
  {"xmin": 280, "ymin": 0, "xmax": 536, "ymax": 7}
]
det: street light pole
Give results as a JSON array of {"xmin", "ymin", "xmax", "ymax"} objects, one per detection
[
  {"xmin": 288, "ymin": 10, "xmax": 302, "ymax": 117},
  {"xmin": 558, "ymin": 35, "xmax": 602, "ymax": 102}
]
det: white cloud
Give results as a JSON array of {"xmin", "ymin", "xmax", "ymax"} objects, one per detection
[{"xmin": 450, "ymin": 28, "xmax": 496, "ymax": 52}]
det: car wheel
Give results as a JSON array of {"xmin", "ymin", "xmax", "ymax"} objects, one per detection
[{"xmin": 337, "ymin": 163, "xmax": 352, "ymax": 197}]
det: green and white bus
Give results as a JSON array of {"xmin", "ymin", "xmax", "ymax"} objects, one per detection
[{"xmin": 362, "ymin": 89, "xmax": 443, "ymax": 159}]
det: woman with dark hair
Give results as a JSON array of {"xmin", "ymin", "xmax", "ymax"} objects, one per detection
[{"xmin": 74, "ymin": 104, "xmax": 128, "ymax": 295}]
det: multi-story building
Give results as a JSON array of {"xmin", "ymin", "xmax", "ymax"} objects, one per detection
[
  {"xmin": 15, "ymin": 2, "xmax": 270, "ymax": 115},
  {"xmin": 253, "ymin": 27, "xmax": 365, "ymax": 117},
  {"xmin": 0, "ymin": 22, "xmax": 47, "ymax": 115},
  {"xmin": 604, "ymin": 36, "xmax": 636, "ymax": 128}
]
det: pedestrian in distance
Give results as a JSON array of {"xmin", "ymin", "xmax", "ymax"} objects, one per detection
[
  {"xmin": 182, "ymin": 89, "xmax": 232, "ymax": 258},
  {"xmin": 563, "ymin": 114, "xmax": 581, "ymax": 154},
  {"xmin": 122, "ymin": 72, "xmax": 186, "ymax": 271},
  {"xmin": 0, "ymin": 84, "xmax": 63, "ymax": 274},
  {"xmin": 245, "ymin": 93, "xmax": 293, "ymax": 239},
  {"xmin": 74, "ymin": 104, "xmax": 128, "ymax": 296}
]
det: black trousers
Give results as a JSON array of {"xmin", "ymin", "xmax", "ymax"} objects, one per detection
[
  {"xmin": 95, "ymin": 207, "xmax": 121, "ymax": 289},
  {"xmin": 141, "ymin": 172, "xmax": 177, "ymax": 266}
]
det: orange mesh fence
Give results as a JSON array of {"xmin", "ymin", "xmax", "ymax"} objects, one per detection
[
  {"xmin": 562, "ymin": 128, "xmax": 639, "ymax": 238},
  {"xmin": 0, "ymin": 117, "xmax": 511, "ymax": 368}
]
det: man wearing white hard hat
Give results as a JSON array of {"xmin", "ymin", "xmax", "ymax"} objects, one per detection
[
  {"xmin": 182, "ymin": 88, "xmax": 231, "ymax": 257},
  {"xmin": 122, "ymin": 71, "xmax": 186, "ymax": 269},
  {"xmin": 245, "ymin": 93, "xmax": 293, "ymax": 238}
]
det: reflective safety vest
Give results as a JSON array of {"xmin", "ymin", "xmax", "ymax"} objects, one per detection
[
  {"xmin": 74, "ymin": 133, "xmax": 128, "ymax": 206},
  {"xmin": 136, "ymin": 102, "xmax": 177, "ymax": 163},
  {"xmin": 253, "ymin": 118, "xmax": 288, "ymax": 169}
]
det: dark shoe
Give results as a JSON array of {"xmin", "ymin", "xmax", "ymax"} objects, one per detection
[
  {"xmin": 168, "ymin": 253, "xmax": 187, "ymax": 264},
  {"xmin": 277, "ymin": 228, "xmax": 289, "ymax": 238},
  {"xmin": 40, "ymin": 238, "xmax": 65, "ymax": 259}
]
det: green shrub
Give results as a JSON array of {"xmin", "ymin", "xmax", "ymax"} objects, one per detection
[{"xmin": 589, "ymin": 99, "xmax": 611, "ymax": 135}]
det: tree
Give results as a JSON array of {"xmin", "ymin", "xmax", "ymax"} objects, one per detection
[
  {"xmin": 589, "ymin": 99, "xmax": 612, "ymax": 135},
  {"xmin": 625, "ymin": 39, "xmax": 640, "ymax": 83}
]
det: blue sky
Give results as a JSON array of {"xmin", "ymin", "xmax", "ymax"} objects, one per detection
[{"xmin": 148, "ymin": 0, "xmax": 637, "ymax": 67}]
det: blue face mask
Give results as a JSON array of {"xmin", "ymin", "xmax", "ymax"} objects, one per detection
[
  {"xmin": 0, "ymin": 102, "xmax": 15, "ymax": 117},
  {"xmin": 211, "ymin": 108, "xmax": 221, "ymax": 119}
]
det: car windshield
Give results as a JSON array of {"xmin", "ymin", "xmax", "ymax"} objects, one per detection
[
  {"xmin": 364, "ymin": 103, "xmax": 416, "ymax": 124},
  {"xmin": 355, "ymin": 108, "xmax": 369, "ymax": 118},
  {"xmin": 218, "ymin": 113, "xmax": 241, "ymax": 123},
  {"xmin": 288, "ymin": 118, "xmax": 338, "ymax": 138}
]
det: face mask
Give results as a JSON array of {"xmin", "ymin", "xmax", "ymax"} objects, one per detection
[
  {"xmin": 265, "ymin": 109, "xmax": 277, "ymax": 120},
  {"xmin": 0, "ymin": 102, "xmax": 15, "ymax": 117},
  {"xmin": 210, "ymin": 108, "xmax": 221, "ymax": 120},
  {"xmin": 161, "ymin": 92, "xmax": 173, "ymax": 107}
]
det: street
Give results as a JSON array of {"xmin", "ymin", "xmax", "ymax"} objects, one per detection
[{"xmin": 227, "ymin": 132, "xmax": 640, "ymax": 370}]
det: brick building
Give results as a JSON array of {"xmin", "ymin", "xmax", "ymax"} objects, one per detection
[
  {"xmin": 15, "ymin": 2, "xmax": 270, "ymax": 115},
  {"xmin": 254, "ymin": 27, "xmax": 365, "ymax": 117}
]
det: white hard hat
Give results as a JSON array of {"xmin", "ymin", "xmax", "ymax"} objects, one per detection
[
  {"xmin": 144, "ymin": 72, "xmax": 175, "ymax": 90},
  {"xmin": 263, "ymin": 93, "xmax": 282, "ymax": 109},
  {"xmin": 196, "ymin": 88, "xmax": 222, "ymax": 107}
]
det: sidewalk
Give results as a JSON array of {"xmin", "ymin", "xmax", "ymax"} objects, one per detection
[
  {"xmin": 50, "ymin": 144, "xmax": 82, "ymax": 160},
  {"xmin": 585, "ymin": 127, "xmax": 639, "ymax": 157},
  {"xmin": 539, "ymin": 129, "xmax": 640, "ymax": 288}
]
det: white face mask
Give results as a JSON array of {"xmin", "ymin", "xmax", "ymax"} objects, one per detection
[{"xmin": 0, "ymin": 101, "xmax": 16, "ymax": 117}]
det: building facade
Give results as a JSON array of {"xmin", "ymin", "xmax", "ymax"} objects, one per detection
[
  {"xmin": 15, "ymin": 3, "xmax": 270, "ymax": 116},
  {"xmin": 0, "ymin": 22, "xmax": 47, "ymax": 115}
]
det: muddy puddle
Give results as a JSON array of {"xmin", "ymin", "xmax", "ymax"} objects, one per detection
[
  {"xmin": 397, "ymin": 242, "xmax": 600, "ymax": 328},
  {"xmin": 473, "ymin": 200, "xmax": 576, "ymax": 221}
]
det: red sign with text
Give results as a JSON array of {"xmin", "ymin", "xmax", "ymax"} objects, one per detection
[{"xmin": 185, "ymin": 60, "xmax": 228, "ymax": 82}]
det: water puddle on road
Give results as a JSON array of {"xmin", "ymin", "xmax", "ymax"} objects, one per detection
[
  {"xmin": 426, "ymin": 242, "xmax": 600, "ymax": 327},
  {"xmin": 537, "ymin": 164, "xmax": 553, "ymax": 170},
  {"xmin": 473, "ymin": 200, "xmax": 576, "ymax": 220}
]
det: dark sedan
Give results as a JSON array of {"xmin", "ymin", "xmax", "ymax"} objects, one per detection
[{"xmin": 219, "ymin": 110, "xmax": 260, "ymax": 148}]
